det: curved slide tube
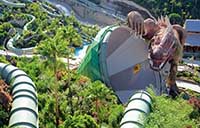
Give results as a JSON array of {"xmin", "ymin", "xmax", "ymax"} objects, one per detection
[
  {"xmin": 1, "ymin": 0, "xmax": 63, "ymax": 55},
  {"xmin": 120, "ymin": 90, "xmax": 152, "ymax": 128},
  {"xmin": 5, "ymin": 14, "xmax": 36, "ymax": 55},
  {"xmin": 23, "ymin": 14, "xmax": 36, "ymax": 31},
  {"xmin": 0, "ymin": 0, "xmax": 25, "ymax": 8},
  {"xmin": 39, "ymin": 2, "xmax": 62, "ymax": 18},
  {"xmin": 0, "ymin": 63, "xmax": 38, "ymax": 128},
  {"xmin": 2, "ymin": 0, "xmax": 92, "ymax": 56}
]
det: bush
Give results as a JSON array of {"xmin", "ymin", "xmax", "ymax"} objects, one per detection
[
  {"xmin": 169, "ymin": 13, "xmax": 183, "ymax": 24},
  {"xmin": 0, "ymin": 105, "xmax": 9, "ymax": 127},
  {"xmin": 144, "ymin": 89, "xmax": 198, "ymax": 128},
  {"xmin": 60, "ymin": 114, "xmax": 98, "ymax": 128},
  {"xmin": 0, "ymin": 22, "xmax": 13, "ymax": 44},
  {"xmin": 108, "ymin": 105, "xmax": 124, "ymax": 128}
]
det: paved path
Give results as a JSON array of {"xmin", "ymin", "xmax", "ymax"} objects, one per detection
[
  {"xmin": 182, "ymin": 58, "xmax": 200, "ymax": 67},
  {"xmin": 176, "ymin": 79, "xmax": 200, "ymax": 93},
  {"xmin": 0, "ymin": 49, "xmax": 82, "ymax": 69}
]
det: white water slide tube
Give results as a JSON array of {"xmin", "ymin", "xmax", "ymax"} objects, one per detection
[
  {"xmin": 5, "ymin": 14, "xmax": 36, "ymax": 55},
  {"xmin": 120, "ymin": 90, "xmax": 152, "ymax": 128},
  {"xmin": 0, "ymin": 0, "xmax": 36, "ymax": 55},
  {"xmin": 0, "ymin": 63, "xmax": 38, "ymax": 128},
  {"xmin": 0, "ymin": 0, "xmax": 25, "ymax": 7}
]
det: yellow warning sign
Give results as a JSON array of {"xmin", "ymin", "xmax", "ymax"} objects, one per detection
[{"xmin": 133, "ymin": 64, "xmax": 141, "ymax": 74}]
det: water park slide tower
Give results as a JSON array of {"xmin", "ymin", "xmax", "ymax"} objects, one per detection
[{"xmin": 78, "ymin": 25, "xmax": 170, "ymax": 103}]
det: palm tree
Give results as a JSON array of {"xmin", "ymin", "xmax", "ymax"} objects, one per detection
[
  {"xmin": 36, "ymin": 26, "xmax": 71, "ymax": 127},
  {"xmin": 36, "ymin": 23, "xmax": 82, "ymax": 126}
]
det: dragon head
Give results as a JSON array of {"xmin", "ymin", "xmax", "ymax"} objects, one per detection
[{"xmin": 148, "ymin": 16, "xmax": 177, "ymax": 71}]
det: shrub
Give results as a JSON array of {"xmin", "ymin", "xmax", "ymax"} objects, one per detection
[
  {"xmin": 144, "ymin": 89, "xmax": 197, "ymax": 128},
  {"xmin": 60, "ymin": 114, "xmax": 98, "ymax": 128}
]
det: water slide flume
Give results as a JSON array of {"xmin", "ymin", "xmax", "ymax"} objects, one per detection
[
  {"xmin": 1, "ymin": 0, "xmax": 94, "ymax": 56},
  {"xmin": 0, "ymin": 63, "xmax": 38, "ymax": 128},
  {"xmin": 0, "ymin": 0, "xmax": 90, "ymax": 68},
  {"xmin": 0, "ymin": 0, "xmax": 64, "ymax": 55},
  {"xmin": 120, "ymin": 91, "xmax": 152, "ymax": 128},
  {"xmin": 39, "ymin": 2, "xmax": 62, "ymax": 18},
  {"xmin": 0, "ymin": 0, "xmax": 25, "ymax": 8},
  {"xmin": 176, "ymin": 79, "xmax": 200, "ymax": 93},
  {"xmin": 5, "ymin": 14, "xmax": 36, "ymax": 55},
  {"xmin": 0, "ymin": 0, "xmax": 36, "ymax": 55}
]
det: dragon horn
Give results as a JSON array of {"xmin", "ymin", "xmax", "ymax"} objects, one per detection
[
  {"xmin": 158, "ymin": 17, "xmax": 161, "ymax": 23},
  {"xmin": 161, "ymin": 15, "xmax": 164, "ymax": 23},
  {"xmin": 166, "ymin": 16, "xmax": 173, "ymax": 31},
  {"xmin": 165, "ymin": 15, "xmax": 171, "ymax": 26}
]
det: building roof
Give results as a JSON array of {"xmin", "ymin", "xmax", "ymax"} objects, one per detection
[
  {"xmin": 186, "ymin": 34, "xmax": 200, "ymax": 46},
  {"xmin": 185, "ymin": 19, "xmax": 200, "ymax": 32}
]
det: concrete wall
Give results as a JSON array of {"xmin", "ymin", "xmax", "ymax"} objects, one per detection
[{"xmin": 63, "ymin": 0, "xmax": 123, "ymax": 26}]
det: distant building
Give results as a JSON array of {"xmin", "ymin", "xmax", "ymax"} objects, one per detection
[{"xmin": 184, "ymin": 19, "xmax": 200, "ymax": 59}]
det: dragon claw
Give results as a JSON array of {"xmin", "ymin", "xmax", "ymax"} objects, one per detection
[{"xmin": 167, "ymin": 84, "xmax": 180, "ymax": 98}]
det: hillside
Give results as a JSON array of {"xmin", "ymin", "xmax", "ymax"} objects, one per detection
[
  {"xmin": 86, "ymin": 0, "xmax": 200, "ymax": 25},
  {"xmin": 132, "ymin": 0, "xmax": 200, "ymax": 25}
]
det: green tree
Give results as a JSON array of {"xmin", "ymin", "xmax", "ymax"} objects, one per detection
[
  {"xmin": 144, "ymin": 89, "xmax": 197, "ymax": 128},
  {"xmin": 169, "ymin": 13, "xmax": 183, "ymax": 24},
  {"xmin": 36, "ymin": 26, "xmax": 70, "ymax": 127},
  {"xmin": 78, "ymin": 80, "xmax": 122, "ymax": 126},
  {"xmin": 65, "ymin": 25, "xmax": 82, "ymax": 47},
  {"xmin": 0, "ymin": 22, "xmax": 13, "ymax": 44},
  {"xmin": 132, "ymin": 0, "xmax": 200, "ymax": 25},
  {"xmin": 60, "ymin": 114, "xmax": 98, "ymax": 128},
  {"xmin": 0, "ymin": 105, "xmax": 9, "ymax": 127}
]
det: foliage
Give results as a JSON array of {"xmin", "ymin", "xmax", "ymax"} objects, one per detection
[
  {"xmin": 60, "ymin": 114, "xmax": 98, "ymax": 128},
  {"xmin": 36, "ymin": 23, "xmax": 72, "ymax": 127},
  {"xmin": 65, "ymin": 25, "xmax": 82, "ymax": 47},
  {"xmin": 132, "ymin": 0, "xmax": 200, "ymax": 25},
  {"xmin": 77, "ymin": 80, "xmax": 123, "ymax": 126},
  {"xmin": 177, "ymin": 70, "xmax": 200, "ymax": 84},
  {"xmin": 188, "ymin": 96, "xmax": 200, "ymax": 110},
  {"xmin": 29, "ymin": 69, "xmax": 123, "ymax": 127},
  {"xmin": 169, "ymin": 13, "xmax": 183, "ymax": 24},
  {"xmin": 37, "ymin": 26, "xmax": 70, "ymax": 59},
  {"xmin": 0, "ymin": 105, "xmax": 9, "ymax": 128},
  {"xmin": 80, "ymin": 24, "xmax": 99, "ymax": 43},
  {"xmin": 0, "ymin": 1, "xmax": 99, "ymax": 49},
  {"xmin": 38, "ymin": 92, "xmax": 58, "ymax": 127},
  {"xmin": 0, "ymin": 55, "xmax": 9, "ymax": 64},
  {"xmin": 0, "ymin": 22, "xmax": 13, "ymax": 44},
  {"xmin": 108, "ymin": 105, "xmax": 124, "ymax": 128},
  {"xmin": 144, "ymin": 89, "xmax": 198, "ymax": 128},
  {"xmin": 16, "ymin": 57, "xmax": 41, "ymax": 83},
  {"xmin": 27, "ymin": 3, "xmax": 48, "ymax": 21},
  {"xmin": 1, "ymin": 2, "xmax": 85, "ymax": 49}
]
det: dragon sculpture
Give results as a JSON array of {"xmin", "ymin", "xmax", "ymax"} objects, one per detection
[{"xmin": 127, "ymin": 11, "xmax": 187, "ymax": 97}]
